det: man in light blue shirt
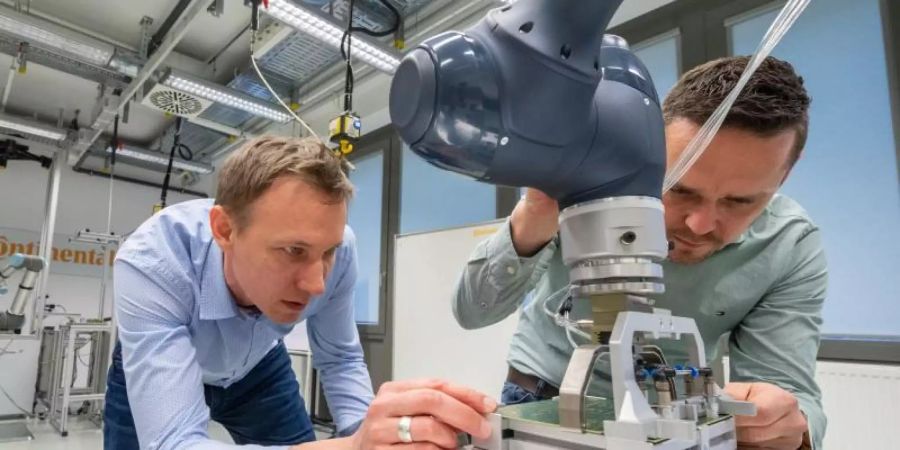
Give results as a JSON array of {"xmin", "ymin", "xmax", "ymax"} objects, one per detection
[{"xmin": 105, "ymin": 137, "xmax": 498, "ymax": 450}]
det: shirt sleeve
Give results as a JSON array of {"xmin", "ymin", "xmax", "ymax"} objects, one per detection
[
  {"xmin": 452, "ymin": 218, "xmax": 559, "ymax": 329},
  {"xmin": 115, "ymin": 261, "xmax": 284, "ymax": 450},
  {"xmin": 306, "ymin": 230, "xmax": 374, "ymax": 436},
  {"xmin": 728, "ymin": 226, "xmax": 827, "ymax": 450}
]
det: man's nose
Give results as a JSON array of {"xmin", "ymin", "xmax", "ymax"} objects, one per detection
[
  {"xmin": 684, "ymin": 203, "xmax": 717, "ymax": 237},
  {"xmin": 296, "ymin": 259, "xmax": 326, "ymax": 296}
]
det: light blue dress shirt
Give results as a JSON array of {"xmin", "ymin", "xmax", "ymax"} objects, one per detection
[{"xmin": 114, "ymin": 199, "xmax": 374, "ymax": 450}]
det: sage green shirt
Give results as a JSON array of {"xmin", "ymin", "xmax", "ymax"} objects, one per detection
[{"xmin": 454, "ymin": 194, "xmax": 827, "ymax": 449}]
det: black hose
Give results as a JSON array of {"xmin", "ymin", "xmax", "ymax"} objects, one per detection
[
  {"xmin": 160, "ymin": 117, "xmax": 193, "ymax": 209},
  {"xmin": 341, "ymin": 0, "xmax": 357, "ymax": 112},
  {"xmin": 110, "ymin": 115, "xmax": 119, "ymax": 167},
  {"xmin": 350, "ymin": 0, "xmax": 400, "ymax": 37}
]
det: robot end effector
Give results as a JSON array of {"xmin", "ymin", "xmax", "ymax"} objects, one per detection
[{"xmin": 0, "ymin": 253, "xmax": 45, "ymax": 333}]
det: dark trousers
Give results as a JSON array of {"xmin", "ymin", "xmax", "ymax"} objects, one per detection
[
  {"xmin": 103, "ymin": 341, "xmax": 315, "ymax": 449},
  {"xmin": 501, "ymin": 380, "xmax": 546, "ymax": 405}
]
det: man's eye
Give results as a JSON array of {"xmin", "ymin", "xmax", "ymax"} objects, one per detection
[{"xmin": 283, "ymin": 247, "xmax": 304, "ymax": 257}]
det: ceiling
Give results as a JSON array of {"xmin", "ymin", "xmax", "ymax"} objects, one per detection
[{"xmin": 0, "ymin": 0, "xmax": 432, "ymax": 188}]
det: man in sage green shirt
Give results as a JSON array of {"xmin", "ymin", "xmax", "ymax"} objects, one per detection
[{"xmin": 454, "ymin": 56, "xmax": 826, "ymax": 450}]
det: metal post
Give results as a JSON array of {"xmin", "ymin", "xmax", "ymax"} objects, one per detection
[
  {"xmin": 59, "ymin": 324, "xmax": 76, "ymax": 436},
  {"xmin": 1, "ymin": 53, "xmax": 17, "ymax": 112},
  {"xmin": 97, "ymin": 244, "xmax": 109, "ymax": 319},
  {"xmin": 33, "ymin": 148, "xmax": 64, "ymax": 335}
]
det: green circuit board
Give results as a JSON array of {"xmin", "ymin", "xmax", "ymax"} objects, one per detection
[
  {"xmin": 498, "ymin": 397, "xmax": 729, "ymax": 444},
  {"xmin": 498, "ymin": 397, "xmax": 614, "ymax": 435}
]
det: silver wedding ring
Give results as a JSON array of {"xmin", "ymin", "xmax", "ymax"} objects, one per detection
[{"xmin": 397, "ymin": 415, "xmax": 413, "ymax": 443}]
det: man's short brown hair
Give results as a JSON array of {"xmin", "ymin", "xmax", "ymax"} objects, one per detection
[
  {"xmin": 663, "ymin": 56, "xmax": 811, "ymax": 166},
  {"xmin": 215, "ymin": 136, "xmax": 354, "ymax": 228}
]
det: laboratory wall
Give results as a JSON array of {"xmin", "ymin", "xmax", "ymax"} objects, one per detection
[{"xmin": 0, "ymin": 160, "xmax": 208, "ymax": 416}]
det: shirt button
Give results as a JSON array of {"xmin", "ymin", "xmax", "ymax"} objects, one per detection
[{"xmin": 506, "ymin": 266, "xmax": 517, "ymax": 275}]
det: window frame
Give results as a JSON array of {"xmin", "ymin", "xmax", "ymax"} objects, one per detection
[{"xmin": 346, "ymin": 127, "xmax": 397, "ymax": 337}]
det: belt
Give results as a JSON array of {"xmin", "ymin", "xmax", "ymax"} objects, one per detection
[{"xmin": 506, "ymin": 366, "xmax": 559, "ymax": 399}]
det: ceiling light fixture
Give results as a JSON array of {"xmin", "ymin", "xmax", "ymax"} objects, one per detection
[
  {"xmin": 0, "ymin": 5, "xmax": 115, "ymax": 67},
  {"xmin": 105, "ymin": 145, "xmax": 214, "ymax": 175},
  {"xmin": 0, "ymin": 114, "xmax": 68, "ymax": 141},
  {"xmin": 160, "ymin": 69, "xmax": 292, "ymax": 123},
  {"xmin": 262, "ymin": 0, "xmax": 401, "ymax": 74}
]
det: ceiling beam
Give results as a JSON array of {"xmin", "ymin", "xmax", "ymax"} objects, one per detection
[
  {"xmin": 295, "ymin": 0, "xmax": 497, "ymax": 111},
  {"xmin": 69, "ymin": 0, "xmax": 209, "ymax": 166}
]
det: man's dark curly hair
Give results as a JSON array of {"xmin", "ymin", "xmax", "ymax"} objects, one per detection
[{"xmin": 663, "ymin": 56, "xmax": 811, "ymax": 166}]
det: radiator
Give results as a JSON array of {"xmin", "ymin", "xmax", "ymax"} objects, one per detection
[{"xmin": 816, "ymin": 361, "xmax": 900, "ymax": 450}]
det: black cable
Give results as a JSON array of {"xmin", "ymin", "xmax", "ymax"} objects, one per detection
[
  {"xmin": 110, "ymin": 114, "xmax": 119, "ymax": 168},
  {"xmin": 339, "ymin": 33, "xmax": 355, "ymax": 90},
  {"xmin": 159, "ymin": 117, "xmax": 190, "ymax": 209},
  {"xmin": 558, "ymin": 295, "xmax": 573, "ymax": 315},
  {"xmin": 176, "ymin": 143, "xmax": 194, "ymax": 161},
  {"xmin": 350, "ymin": 0, "xmax": 400, "ymax": 37},
  {"xmin": 341, "ymin": 0, "xmax": 357, "ymax": 113},
  {"xmin": 249, "ymin": 0, "xmax": 261, "ymax": 33}
]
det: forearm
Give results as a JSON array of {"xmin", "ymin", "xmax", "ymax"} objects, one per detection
[
  {"xmin": 509, "ymin": 199, "xmax": 556, "ymax": 256},
  {"xmin": 509, "ymin": 189, "xmax": 559, "ymax": 257},
  {"xmin": 318, "ymin": 363, "xmax": 373, "ymax": 435},
  {"xmin": 453, "ymin": 220, "xmax": 557, "ymax": 329},
  {"xmin": 291, "ymin": 437, "xmax": 352, "ymax": 450},
  {"xmin": 184, "ymin": 439, "xmax": 283, "ymax": 450}
]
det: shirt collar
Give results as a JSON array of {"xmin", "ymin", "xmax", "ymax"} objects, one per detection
[
  {"xmin": 726, "ymin": 230, "xmax": 748, "ymax": 247},
  {"xmin": 198, "ymin": 241, "xmax": 241, "ymax": 320}
]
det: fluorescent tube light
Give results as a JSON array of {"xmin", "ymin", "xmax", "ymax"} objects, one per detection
[
  {"xmin": 160, "ymin": 69, "xmax": 292, "ymax": 123},
  {"xmin": 0, "ymin": 5, "xmax": 114, "ymax": 66},
  {"xmin": 0, "ymin": 115, "xmax": 68, "ymax": 141},
  {"xmin": 106, "ymin": 145, "xmax": 214, "ymax": 175}
]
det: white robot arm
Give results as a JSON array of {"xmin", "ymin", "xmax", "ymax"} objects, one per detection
[{"xmin": 0, "ymin": 253, "xmax": 45, "ymax": 333}]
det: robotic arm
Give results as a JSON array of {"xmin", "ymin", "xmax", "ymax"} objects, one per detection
[
  {"xmin": 389, "ymin": 1, "xmax": 753, "ymax": 448},
  {"xmin": 390, "ymin": 0, "xmax": 664, "ymax": 204},
  {"xmin": 390, "ymin": 0, "xmax": 669, "ymax": 313},
  {"xmin": 0, "ymin": 253, "xmax": 45, "ymax": 333}
]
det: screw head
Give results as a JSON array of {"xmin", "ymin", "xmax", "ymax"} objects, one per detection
[{"xmin": 620, "ymin": 231, "xmax": 637, "ymax": 245}]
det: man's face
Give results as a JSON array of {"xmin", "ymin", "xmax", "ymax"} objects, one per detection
[
  {"xmin": 211, "ymin": 176, "xmax": 347, "ymax": 324},
  {"xmin": 663, "ymin": 119, "xmax": 796, "ymax": 264}
]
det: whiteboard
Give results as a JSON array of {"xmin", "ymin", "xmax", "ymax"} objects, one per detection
[{"xmin": 392, "ymin": 220, "xmax": 519, "ymax": 401}]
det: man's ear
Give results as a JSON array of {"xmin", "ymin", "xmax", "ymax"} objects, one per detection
[{"xmin": 209, "ymin": 205, "xmax": 236, "ymax": 250}]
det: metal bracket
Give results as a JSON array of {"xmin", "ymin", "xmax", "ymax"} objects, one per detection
[
  {"xmin": 139, "ymin": 16, "xmax": 155, "ymax": 60},
  {"xmin": 718, "ymin": 393, "xmax": 757, "ymax": 417},
  {"xmin": 559, "ymin": 344, "xmax": 608, "ymax": 431},
  {"xmin": 208, "ymin": 0, "xmax": 225, "ymax": 17},
  {"xmin": 471, "ymin": 412, "xmax": 507, "ymax": 450}
]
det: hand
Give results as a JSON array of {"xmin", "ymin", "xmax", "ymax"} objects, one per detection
[
  {"xmin": 510, "ymin": 188, "xmax": 559, "ymax": 257},
  {"xmin": 350, "ymin": 379, "xmax": 497, "ymax": 450},
  {"xmin": 725, "ymin": 382, "xmax": 808, "ymax": 450}
]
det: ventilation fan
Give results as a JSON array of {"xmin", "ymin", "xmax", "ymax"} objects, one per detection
[{"xmin": 141, "ymin": 83, "xmax": 212, "ymax": 118}]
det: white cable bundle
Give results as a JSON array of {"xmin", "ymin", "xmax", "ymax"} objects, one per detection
[
  {"xmin": 662, "ymin": 0, "xmax": 811, "ymax": 192},
  {"xmin": 249, "ymin": 31, "xmax": 326, "ymax": 144}
]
